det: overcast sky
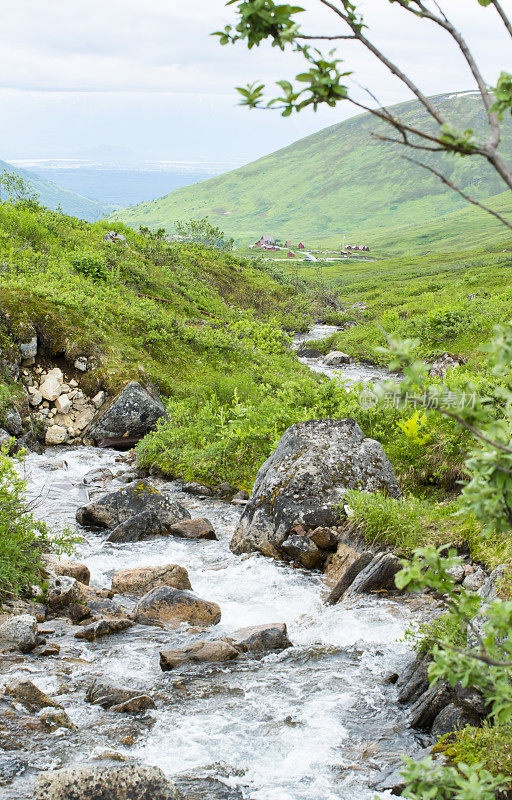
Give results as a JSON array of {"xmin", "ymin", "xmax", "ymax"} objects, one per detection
[{"xmin": 0, "ymin": 0, "xmax": 509, "ymax": 163}]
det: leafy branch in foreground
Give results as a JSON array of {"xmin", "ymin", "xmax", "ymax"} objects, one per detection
[
  {"xmin": 372, "ymin": 321, "xmax": 512, "ymax": 535},
  {"xmin": 384, "ymin": 546, "xmax": 512, "ymax": 800},
  {"xmin": 215, "ymin": 0, "xmax": 512, "ymax": 228},
  {"xmin": 370, "ymin": 324, "xmax": 512, "ymax": 798}
]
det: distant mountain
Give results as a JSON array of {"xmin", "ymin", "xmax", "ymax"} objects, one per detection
[
  {"xmin": 114, "ymin": 92, "xmax": 512, "ymax": 247},
  {"xmin": 0, "ymin": 158, "xmax": 110, "ymax": 221}
]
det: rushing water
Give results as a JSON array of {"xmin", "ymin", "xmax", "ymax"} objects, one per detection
[{"xmin": 3, "ymin": 336, "xmax": 425, "ymax": 800}]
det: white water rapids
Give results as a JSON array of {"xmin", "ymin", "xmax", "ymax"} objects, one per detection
[{"xmin": 3, "ymin": 328, "xmax": 427, "ymax": 800}]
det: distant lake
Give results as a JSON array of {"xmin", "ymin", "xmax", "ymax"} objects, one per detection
[{"xmin": 11, "ymin": 159, "xmax": 234, "ymax": 210}]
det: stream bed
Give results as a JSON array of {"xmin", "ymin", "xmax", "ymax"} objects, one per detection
[{"xmin": 3, "ymin": 333, "xmax": 426, "ymax": 800}]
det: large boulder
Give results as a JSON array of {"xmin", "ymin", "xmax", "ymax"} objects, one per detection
[
  {"xmin": 230, "ymin": 419, "xmax": 400, "ymax": 559},
  {"xmin": 86, "ymin": 381, "xmax": 166, "ymax": 442},
  {"xmin": 112, "ymin": 564, "xmax": 191, "ymax": 595},
  {"xmin": 132, "ymin": 587, "xmax": 221, "ymax": 627},
  {"xmin": 76, "ymin": 480, "xmax": 190, "ymax": 530},
  {"xmin": 34, "ymin": 764, "xmax": 178, "ymax": 800}
]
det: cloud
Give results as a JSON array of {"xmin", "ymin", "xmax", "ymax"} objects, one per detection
[{"xmin": 0, "ymin": 1, "xmax": 508, "ymax": 159}]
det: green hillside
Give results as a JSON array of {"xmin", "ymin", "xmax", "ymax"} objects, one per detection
[
  {"xmin": 114, "ymin": 92, "xmax": 512, "ymax": 248},
  {"xmin": 0, "ymin": 158, "xmax": 109, "ymax": 221}
]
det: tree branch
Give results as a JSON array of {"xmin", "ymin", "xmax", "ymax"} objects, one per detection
[
  {"xmin": 491, "ymin": 0, "xmax": 512, "ymax": 40},
  {"xmin": 391, "ymin": 0, "xmax": 501, "ymax": 148},
  {"xmin": 296, "ymin": 33, "xmax": 357, "ymax": 40},
  {"xmin": 317, "ymin": 0, "xmax": 447, "ymax": 125},
  {"xmin": 433, "ymin": 639, "xmax": 512, "ymax": 669},
  {"xmin": 399, "ymin": 154, "xmax": 512, "ymax": 231}
]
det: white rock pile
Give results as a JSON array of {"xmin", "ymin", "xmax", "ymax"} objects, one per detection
[{"xmin": 21, "ymin": 366, "xmax": 105, "ymax": 445}]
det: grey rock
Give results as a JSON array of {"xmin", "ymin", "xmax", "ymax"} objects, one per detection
[
  {"xmin": 87, "ymin": 381, "xmax": 166, "ymax": 441},
  {"xmin": 344, "ymin": 552, "xmax": 401, "ymax": 597},
  {"xmin": 232, "ymin": 490, "xmax": 250, "ymax": 503},
  {"xmin": 76, "ymin": 479, "xmax": 190, "ymax": 530},
  {"xmin": 218, "ymin": 481, "xmax": 235, "ymax": 496},
  {"xmin": 34, "ymin": 764, "xmax": 178, "ymax": 800},
  {"xmin": 83, "ymin": 467, "xmax": 113, "ymax": 485},
  {"xmin": 297, "ymin": 348, "xmax": 322, "ymax": 358},
  {"xmin": 227, "ymin": 622, "xmax": 292, "ymax": 653},
  {"xmin": 45, "ymin": 575, "xmax": 124, "ymax": 619},
  {"xmin": 373, "ymin": 748, "xmax": 434, "ymax": 796},
  {"xmin": 0, "ymin": 614, "xmax": 38, "ymax": 653},
  {"xmin": 183, "ymin": 481, "xmax": 214, "ymax": 497},
  {"xmin": 281, "ymin": 534, "xmax": 326, "ymax": 569},
  {"xmin": 74, "ymin": 356, "xmax": 88, "ymax": 371},
  {"xmin": 408, "ymin": 682, "xmax": 455, "ymax": 730},
  {"xmin": 429, "ymin": 353, "xmax": 464, "ymax": 380},
  {"xmin": 4, "ymin": 408, "xmax": 23, "ymax": 437},
  {"xmin": 19, "ymin": 335, "xmax": 37, "ymax": 360},
  {"xmin": 397, "ymin": 653, "xmax": 432, "ymax": 705},
  {"xmin": 107, "ymin": 510, "xmax": 172, "ymax": 543},
  {"xmin": 230, "ymin": 419, "xmax": 400, "ymax": 560},
  {"xmin": 455, "ymin": 683, "xmax": 488, "ymax": 718},
  {"xmin": 462, "ymin": 568, "xmax": 486, "ymax": 592},
  {"xmin": 479, "ymin": 563, "xmax": 510, "ymax": 601},
  {"xmin": 431, "ymin": 703, "xmax": 481, "ymax": 737},
  {"xmin": 324, "ymin": 350, "xmax": 351, "ymax": 366},
  {"xmin": 168, "ymin": 517, "xmax": 217, "ymax": 541},
  {"xmin": 326, "ymin": 551, "xmax": 374, "ymax": 605},
  {"xmin": 446, "ymin": 564, "xmax": 465, "ymax": 584},
  {"xmin": 85, "ymin": 678, "xmax": 155, "ymax": 712},
  {"xmin": 0, "ymin": 428, "xmax": 15, "ymax": 452}
]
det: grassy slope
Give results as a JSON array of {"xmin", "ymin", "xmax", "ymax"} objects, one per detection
[
  {"xmin": 114, "ymin": 93, "xmax": 512, "ymax": 248},
  {"xmin": 0, "ymin": 158, "xmax": 109, "ymax": 221},
  {"xmin": 0, "ymin": 202, "xmax": 318, "ymax": 409}
]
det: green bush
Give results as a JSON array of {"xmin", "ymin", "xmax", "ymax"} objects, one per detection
[
  {"xmin": 71, "ymin": 252, "xmax": 108, "ymax": 281},
  {"xmin": 0, "ymin": 446, "xmax": 75, "ymax": 598}
]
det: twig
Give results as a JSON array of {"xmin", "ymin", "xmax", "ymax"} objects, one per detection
[{"xmin": 399, "ymin": 154, "xmax": 512, "ymax": 231}]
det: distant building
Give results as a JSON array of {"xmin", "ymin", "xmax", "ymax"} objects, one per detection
[{"xmin": 298, "ymin": 242, "xmax": 305, "ymax": 249}]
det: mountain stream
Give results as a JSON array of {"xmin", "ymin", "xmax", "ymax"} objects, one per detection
[{"xmin": 3, "ymin": 327, "xmax": 427, "ymax": 800}]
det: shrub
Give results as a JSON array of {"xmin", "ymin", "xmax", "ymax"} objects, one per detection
[
  {"xmin": 0, "ymin": 445, "xmax": 75, "ymax": 598},
  {"xmin": 71, "ymin": 252, "xmax": 108, "ymax": 281}
]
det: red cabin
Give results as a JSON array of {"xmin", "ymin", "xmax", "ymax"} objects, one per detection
[{"xmin": 287, "ymin": 251, "xmax": 295, "ymax": 258}]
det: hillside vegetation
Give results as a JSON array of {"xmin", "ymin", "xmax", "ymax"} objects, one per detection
[
  {"xmin": 114, "ymin": 93, "xmax": 512, "ymax": 248},
  {"xmin": 0, "ymin": 158, "xmax": 109, "ymax": 221}
]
